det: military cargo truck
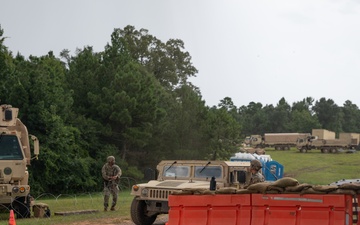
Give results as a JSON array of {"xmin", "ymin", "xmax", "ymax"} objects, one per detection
[
  {"xmin": 130, "ymin": 160, "xmax": 252, "ymax": 225},
  {"xmin": 245, "ymin": 133, "xmax": 310, "ymax": 150},
  {"xmin": 297, "ymin": 129, "xmax": 359, "ymax": 153},
  {"xmin": 297, "ymin": 138, "xmax": 351, "ymax": 153},
  {"xmin": 339, "ymin": 132, "xmax": 360, "ymax": 149},
  {"xmin": 244, "ymin": 135, "xmax": 262, "ymax": 146},
  {"xmin": 0, "ymin": 104, "xmax": 40, "ymax": 218}
]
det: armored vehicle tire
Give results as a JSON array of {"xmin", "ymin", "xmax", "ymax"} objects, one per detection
[
  {"xmin": 300, "ymin": 148, "xmax": 307, "ymax": 153},
  {"xmin": 131, "ymin": 197, "xmax": 157, "ymax": 225},
  {"xmin": 12, "ymin": 196, "xmax": 31, "ymax": 218},
  {"xmin": 321, "ymin": 148, "xmax": 329, "ymax": 153},
  {"xmin": 330, "ymin": 148, "xmax": 337, "ymax": 153},
  {"xmin": 45, "ymin": 208, "xmax": 51, "ymax": 217}
]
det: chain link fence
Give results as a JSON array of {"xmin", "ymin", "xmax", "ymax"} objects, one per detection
[{"xmin": 0, "ymin": 177, "xmax": 168, "ymax": 225}]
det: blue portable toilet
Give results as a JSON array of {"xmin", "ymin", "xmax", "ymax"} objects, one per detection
[
  {"xmin": 230, "ymin": 153, "xmax": 284, "ymax": 181},
  {"xmin": 263, "ymin": 161, "xmax": 284, "ymax": 181}
]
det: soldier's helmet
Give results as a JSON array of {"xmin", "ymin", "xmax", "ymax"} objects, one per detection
[
  {"xmin": 107, "ymin": 156, "xmax": 115, "ymax": 163},
  {"xmin": 250, "ymin": 159, "xmax": 262, "ymax": 170}
]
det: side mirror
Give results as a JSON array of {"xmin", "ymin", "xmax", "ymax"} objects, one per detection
[{"xmin": 30, "ymin": 135, "xmax": 40, "ymax": 159}]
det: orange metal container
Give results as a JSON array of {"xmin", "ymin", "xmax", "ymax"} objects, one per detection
[
  {"xmin": 167, "ymin": 194, "xmax": 358, "ymax": 225},
  {"xmin": 168, "ymin": 194, "xmax": 251, "ymax": 225},
  {"xmin": 251, "ymin": 194, "xmax": 353, "ymax": 225}
]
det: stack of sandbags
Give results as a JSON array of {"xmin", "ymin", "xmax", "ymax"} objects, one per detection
[
  {"xmin": 171, "ymin": 188, "xmax": 209, "ymax": 195},
  {"xmin": 330, "ymin": 183, "xmax": 360, "ymax": 195},
  {"xmin": 245, "ymin": 177, "xmax": 299, "ymax": 194},
  {"xmin": 170, "ymin": 179, "xmax": 360, "ymax": 196}
]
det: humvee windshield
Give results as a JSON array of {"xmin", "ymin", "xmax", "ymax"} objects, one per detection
[
  {"xmin": 195, "ymin": 166, "xmax": 222, "ymax": 179},
  {"xmin": 163, "ymin": 165, "xmax": 190, "ymax": 177},
  {"xmin": 0, "ymin": 135, "xmax": 23, "ymax": 160}
]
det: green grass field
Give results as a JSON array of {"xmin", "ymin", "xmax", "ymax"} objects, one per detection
[
  {"xmin": 264, "ymin": 147, "xmax": 360, "ymax": 185},
  {"xmin": 1, "ymin": 191, "xmax": 134, "ymax": 225},
  {"xmin": 3, "ymin": 148, "xmax": 360, "ymax": 224}
]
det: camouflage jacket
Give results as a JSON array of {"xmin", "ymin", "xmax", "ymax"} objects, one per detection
[
  {"xmin": 102, "ymin": 163, "xmax": 122, "ymax": 186},
  {"xmin": 248, "ymin": 171, "xmax": 265, "ymax": 185}
]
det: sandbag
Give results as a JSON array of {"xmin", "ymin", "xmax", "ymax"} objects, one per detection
[
  {"xmin": 171, "ymin": 190, "xmax": 194, "ymax": 195},
  {"xmin": 339, "ymin": 183, "xmax": 360, "ymax": 190},
  {"xmin": 312, "ymin": 185, "xmax": 338, "ymax": 192},
  {"xmin": 285, "ymin": 183, "xmax": 312, "ymax": 192},
  {"xmin": 267, "ymin": 185, "xmax": 284, "ymax": 193},
  {"xmin": 199, "ymin": 190, "xmax": 216, "ymax": 195},
  {"xmin": 265, "ymin": 190, "xmax": 281, "ymax": 194},
  {"xmin": 272, "ymin": 177, "xmax": 299, "ymax": 188},
  {"xmin": 236, "ymin": 189, "xmax": 256, "ymax": 194},
  {"xmin": 300, "ymin": 187, "xmax": 324, "ymax": 195},
  {"xmin": 330, "ymin": 189, "xmax": 357, "ymax": 195},
  {"xmin": 181, "ymin": 188, "xmax": 206, "ymax": 192},
  {"xmin": 215, "ymin": 187, "xmax": 237, "ymax": 194},
  {"xmin": 191, "ymin": 188, "xmax": 209, "ymax": 195},
  {"xmin": 247, "ymin": 182, "xmax": 272, "ymax": 193}
]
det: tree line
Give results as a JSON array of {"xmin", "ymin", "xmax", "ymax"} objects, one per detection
[{"xmin": 1, "ymin": 25, "xmax": 359, "ymax": 195}]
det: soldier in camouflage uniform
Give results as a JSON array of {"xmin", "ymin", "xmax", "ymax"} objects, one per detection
[
  {"xmin": 102, "ymin": 156, "xmax": 122, "ymax": 211},
  {"xmin": 248, "ymin": 159, "xmax": 265, "ymax": 185}
]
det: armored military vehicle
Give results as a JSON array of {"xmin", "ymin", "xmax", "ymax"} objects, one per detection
[
  {"xmin": 0, "ymin": 104, "xmax": 39, "ymax": 218},
  {"xmin": 245, "ymin": 133, "xmax": 311, "ymax": 150},
  {"xmin": 297, "ymin": 129, "xmax": 359, "ymax": 153},
  {"xmin": 130, "ymin": 160, "xmax": 252, "ymax": 225}
]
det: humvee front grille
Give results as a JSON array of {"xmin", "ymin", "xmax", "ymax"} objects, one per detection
[{"xmin": 148, "ymin": 189, "xmax": 172, "ymax": 200}]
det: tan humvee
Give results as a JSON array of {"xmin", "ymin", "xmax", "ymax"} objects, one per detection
[{"xmin": 130, "ymin": 160, "xmax": 251, "ymax": 225}]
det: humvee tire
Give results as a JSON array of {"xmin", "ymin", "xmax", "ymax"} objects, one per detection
[{"xmin": 131, "ymin": 197, "xmax": 157, "ymax": 225}]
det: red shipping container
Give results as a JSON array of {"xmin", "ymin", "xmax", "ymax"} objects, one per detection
[
  {"xmin": 251, "ymin": 194, "xmax": 354, "ymax": 225},
  {"xmin": 167, "ymin": 194, "xmax": 359, "ymax": 225},
  {"xmin": 168, "ymin": 194, "xmax": 251, "ymax": 225}
]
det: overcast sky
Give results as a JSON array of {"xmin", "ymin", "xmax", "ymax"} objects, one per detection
[{"xmin": 1, "ymin": 0, "xmax": 360, "ymax": 108}]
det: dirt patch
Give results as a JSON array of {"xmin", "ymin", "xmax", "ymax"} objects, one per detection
[
  {"xmin": 65, "ymin": 217, "xmax": 129, "ymax": 225},
  {"xmin": 63, "ymin": 215, "xmax": 168, "ymax": 225}
]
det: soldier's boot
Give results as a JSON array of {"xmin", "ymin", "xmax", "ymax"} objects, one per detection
[
  {"xmin": 104, "ymin": 207, "xmax": 108, "ymax": 211},
  {"xmin": 110, "ymin": 206, "xmax": 115, "ymax": 211}
]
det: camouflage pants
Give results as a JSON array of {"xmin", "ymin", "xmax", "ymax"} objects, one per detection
[{"xmin": 103, "ymin": 183, "xmax": 119, "ymax": 208}]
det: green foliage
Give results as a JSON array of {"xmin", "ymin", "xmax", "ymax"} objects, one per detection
[
  {"xmin": 1, "ymin": 24, "xmax": 360, "ymax": 196},
  {"xmin": 203, "ymin": 102, "xmax": 242, "ymax": 160},
  {"xmin": 238, "ymin": 102, "xmax": 268, "ymax": 136},
  {"xmin": 289, "ymin": 110, "xmax": 321, "ymax": 133},
  {"xmin": 341, "ymin": 100, "xmax": 360, "ymax": 133},
  {"xmin": 125, "ymin": 166, "xmax": 144, "ymax": 180},
  {"xmin": 0, "ymin": 25, "xmax": 16, "ymax": 100},
  {"xmin": 313, "ymin": 98, "xmax": 340, "ymax": 132},
  {"xmin": 115, "ymin": 25, "xmax": 198, "ymax": 89}
]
